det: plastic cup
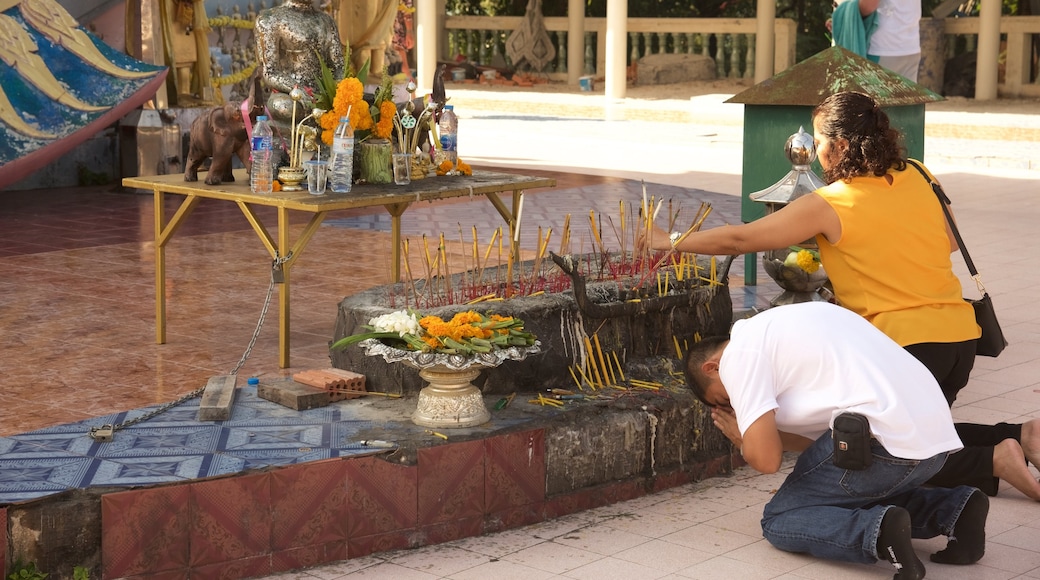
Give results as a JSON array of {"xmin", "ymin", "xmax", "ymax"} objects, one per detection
[
  {"xmin": 306, "ymin": 159, "xmax": 328, "ymax": 195},
  {"xmin": 392, "ymin": 153, "xmax": 412, "ymax": 185}
]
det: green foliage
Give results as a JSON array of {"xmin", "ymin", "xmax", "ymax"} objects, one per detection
[
  {"xmin": 72, "ymin": 567, "xmax": 90, "ymax": 580},
  {"xmin": 314, "ymin": 50, "xmax": 340, "ymax": 111},
  {"xmin": 7, "ymin": 560, "xmax": 48, "ymax": 580}
]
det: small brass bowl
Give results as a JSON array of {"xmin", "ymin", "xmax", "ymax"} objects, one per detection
[{"xmin": 278, "ymin": 166, "xmax": 307, "ymax": 191}]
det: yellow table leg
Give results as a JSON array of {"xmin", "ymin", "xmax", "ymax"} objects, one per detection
[
  {"xmin": 154, "ymin": 190, "xmax": 200, "ymax": 344},
  {"xmin": 278, "ymin": 207, "xmax": 291, "ymax": 368},
  {"xmin": 154, "ymin": 188, "xmax": 166, "ymax": 344}
]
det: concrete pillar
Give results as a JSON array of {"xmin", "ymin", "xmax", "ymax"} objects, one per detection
[
  {"xmin": 754, "ymin": 0, "xmax": 774, "ymax": 83},
  {"xmin": 416, "ymin": 0, "xmax": 437, "ymax": 94},
  {"xmin": 975, "ymin": 0, "xmax": 1000, "ymax": 100},
  {"xmin": 918, "ymin": 17, "xmax": 946, "ymax": 95},
  {"xmin": 605, "ymin": 0, "xmax": 627, "ymax": 98},
  {"xmin": 567, "ymin": 0, "xmax": 585, "ymax": 85}
]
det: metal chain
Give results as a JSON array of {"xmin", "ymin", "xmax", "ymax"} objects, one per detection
[{"xmin": 89, "ymin": 253, "xmax": 292, "ymax": 441}]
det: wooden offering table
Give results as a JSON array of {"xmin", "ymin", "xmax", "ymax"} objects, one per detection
[{"xmin": 122, "ymin": 169, "xmax": 556, "ymax": 368}]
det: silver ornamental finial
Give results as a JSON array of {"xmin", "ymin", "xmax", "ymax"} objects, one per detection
[{"xmin": 785, "ymin": 126, "xmax": 816, "ymax": 167}]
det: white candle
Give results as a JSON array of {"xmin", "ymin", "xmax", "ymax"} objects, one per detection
[{"xmin": 513, "ymin": 193, "xmax": 525, "ymax": 243}]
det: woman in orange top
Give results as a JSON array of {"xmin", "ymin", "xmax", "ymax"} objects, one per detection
[{"xmin": 643, "ymin": 91, "xmax": 1040, "ymax": 500}]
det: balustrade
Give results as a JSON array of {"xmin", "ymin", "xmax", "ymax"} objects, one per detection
[
  {"xmin": 443, "ymin": 14, "xmax": 1040, "ymax": 97},
  {"xmin": 189, "ymin": 6, "xmax": 1037, "ymax": 102},
  {"xmin": 445, "ymin": 16, "xmax": 795, "ymax": 82}
]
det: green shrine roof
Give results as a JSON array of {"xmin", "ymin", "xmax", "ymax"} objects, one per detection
[{"xmin": 726, "ymin": 46, "xmax": 943, "ymax": 107}]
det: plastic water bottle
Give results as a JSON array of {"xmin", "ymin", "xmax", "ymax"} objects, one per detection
[
  {"xmin": 438, "ymin": 105, "xmax": 458, "ymax": 165},
  {"xmin": 329, "ymin": 116, "xmax": 355, "ymax": 193},
  {"xmin": 250, "ymin": 115, "xmax": 274, "ymax": 194}
]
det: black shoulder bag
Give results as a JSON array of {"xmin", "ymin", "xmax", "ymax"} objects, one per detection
[{"xmin": 906, "ymin": 160, "xmax": 1008, "ymax": 357}]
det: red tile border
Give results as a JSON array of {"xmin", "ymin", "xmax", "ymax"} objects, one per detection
[
  {"xmin": 417, "ymin": 441, "xmax": 485, "ymax": 526},
  {"xmin": 0, "ymin": 507, "xmax": 6, "ymax": 576},
  {"xmin": 270, "ymin": 460, "xmax": 349, "ymax": 550},
  {"xmin": 484, "ymin": 429, "xmax": 546, "ymax": 513},
  {"xmin": 345, "ymin": 455, "xmax": 418, "ymax": 537},
  {"xmin": 101, "ymin": 485, "xmax": 191, "ymax": 578},
  {"xmin": 188, "ymin": 473, "xmax": 272, "ymax": 568},
  {"xmin": 651, "ymin": 469, "xmax": 694, "ymax": 493}
]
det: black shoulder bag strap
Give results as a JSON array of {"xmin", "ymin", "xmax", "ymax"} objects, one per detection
[{"xmin": 905, "ymin": 159, "xmax": 985, "ymax": 293}]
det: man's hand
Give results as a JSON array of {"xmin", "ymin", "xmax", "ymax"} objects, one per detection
[{"xmin": 711, "ymin": 406, "xmax": 742, "ymax": 448}]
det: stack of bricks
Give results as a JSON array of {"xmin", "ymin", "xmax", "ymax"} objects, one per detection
[{"xmin": 292, "ymin": 368, "xmax": 367, "ymax": 402}]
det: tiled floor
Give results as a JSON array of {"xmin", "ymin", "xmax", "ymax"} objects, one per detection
[{"xmin": 2, "ymin": 86, "xmax": 1040, "ymax": 578}]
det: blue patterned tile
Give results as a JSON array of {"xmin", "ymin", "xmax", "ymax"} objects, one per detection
[
  {"xmin": 327, "ymin": 421, "xmax": 382, "ymax": 450},
  {"xmin": 23, "ymin": 412, "xmax": 129, "ymax": 434},
  {"xmin": 227, "ymin": 403, "xmax": 336, "ymax": 425},
  {"xmin": 91, "ymin": 425, "xmax": 222, "ymax": 458},
  {"xmin": 0, "ymin": 436, "xmax": 59, "ymax": 456},
  {"xmin": 205, "ymin": 448, "xmax": 334, "ymax": 476},
  {"xmin": 93, "ymin": 455, "xmax": 209, "ymax": 481},
  {"xmin": 0, "ymin": 455, "xmax": 91, "ymax": 493},
  {"xmin": 0, "ymin": 490, "xmax": 63, "ymax": 504},
  {"xmin": 80, "ymin": 458, "xmax": 197, "ymax": 487},
  {"xmin": 5, "ymin": 432, "xmax": 97, "ymax": 456},
  {"xmin": 119, "ymin": 404, "xmax": 203, "ymax": 426},
  {"xmin": 221, "ymin": 424, "xmax": 329, "ymax": 450}
]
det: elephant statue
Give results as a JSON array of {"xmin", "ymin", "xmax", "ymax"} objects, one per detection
[{"xmin": 184, "ymin": 101, "xmax": 252, "ymax": 185}]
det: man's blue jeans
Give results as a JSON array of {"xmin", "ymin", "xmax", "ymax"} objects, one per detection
[{"xmin": 761, "ymin": 431, "xmax": 979, "ymax": 564}]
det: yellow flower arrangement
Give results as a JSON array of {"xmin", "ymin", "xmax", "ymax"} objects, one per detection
[
  {"xmin": 320, "ymin": 77, "xmax": 372, "ymax": 145},
  {"xmin": 318, "ymin": 65, "xmax": 398, "ymax": 146},
  {"xmin": 436, "ymin": 158, "xmax": 473, "ymax": 176},
  {"xmin": 374, "ymin": 100, "xmax": 397, "ymax": 140},
  {"xmin": 783, "ymin": 246, "xmax": 821, "ymax": 274},
  {"xmin": 331, "ymin": 309, "xmax": 536, "ymax": 355}
]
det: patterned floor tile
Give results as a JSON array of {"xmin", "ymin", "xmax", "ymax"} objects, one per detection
[
  {"xmin": 90, "ymin": 425, "xmax": 223, "ymax": 458},
  {"xmin": 83, "ymin": 457, "xmax": 205, "ymax": 486},
  {"xmin": 0, "ymin": 455, "xmax": 91, "ymax": 498},
  {"xmin": 220, "ymin": 423, "xmax": 330, "ymax": 451},
  {"xmin": 206, "ymin": 447, "xmax": 335, "ymax": 477}
]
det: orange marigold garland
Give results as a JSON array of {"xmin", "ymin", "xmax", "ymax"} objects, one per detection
[
  {"xmin": 373, "ymin": 100, "xmax": 397, "ymax": 140},
  {"xmin": 321, "ymin": 77, "xmax": 371, "ymax": 146},
  {"xmin": 332, "ymin": 310, "xmax": 537, "ymax": 354}
]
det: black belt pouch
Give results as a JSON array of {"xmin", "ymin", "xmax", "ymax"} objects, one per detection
[{"xmin": 832, "ymin": 412, "xmax": 873, "ymax": 470}]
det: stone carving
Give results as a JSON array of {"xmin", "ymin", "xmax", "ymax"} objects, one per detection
[
  {"xmin": 184, "ymin": 102, "xmax": 251, "ymax": 185},
  {"xmin": 505, "ymin": 0, "xmax": 556, "ymax": 72}
]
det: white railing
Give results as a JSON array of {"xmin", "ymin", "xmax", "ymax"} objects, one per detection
[
  {"xmin": 443, "ymin": 16, "xmax": 797, "ymax": 81},
  {"xmin": 942, "ymin": 15, "xmax": 1040, "ymax": 97}
]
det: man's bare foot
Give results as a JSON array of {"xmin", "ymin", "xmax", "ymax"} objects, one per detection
[
  {"xmin": 993, "ymin": 438, "xmax": 1040, "ymax": 501},
  {"xmin": 1021, "ymin": 419, "xmax": 1040, "ymax": 469}
]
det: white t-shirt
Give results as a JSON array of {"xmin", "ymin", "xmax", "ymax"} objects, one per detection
[
  {"xmin": 868, "ymin": 0, "xmax": 921, "ymax": 56},
  {"xmin": 720, "ymin": 302, "xmax": 961, "ymax": 460}
]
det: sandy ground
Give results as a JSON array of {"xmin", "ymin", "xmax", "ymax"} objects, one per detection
[{"xmin": 447, "ymin": 76, "xmax": 1040, "ymax": 116}]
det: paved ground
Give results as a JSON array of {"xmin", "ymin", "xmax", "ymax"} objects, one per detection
[
  {"xmin": 251, "ymin": 84, "xmax": 1040, "ymax": 579},
  {"xmin": 2, "ymin": 79, "xmax": 1037, "ymax": 579}
]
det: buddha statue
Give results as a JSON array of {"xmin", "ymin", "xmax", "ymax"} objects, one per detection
[{"xmin": 254, "ymin": 0, "xmax": 344, "ymax": 125}]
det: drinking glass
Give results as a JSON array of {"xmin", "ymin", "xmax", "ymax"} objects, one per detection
[
  {"xmin": 306, "ymin": 159, "xmax": 328, "ymax": 195},
  {"xmin": 392, "ymin": 153, "xmax": 412, "ymax": 186}
]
